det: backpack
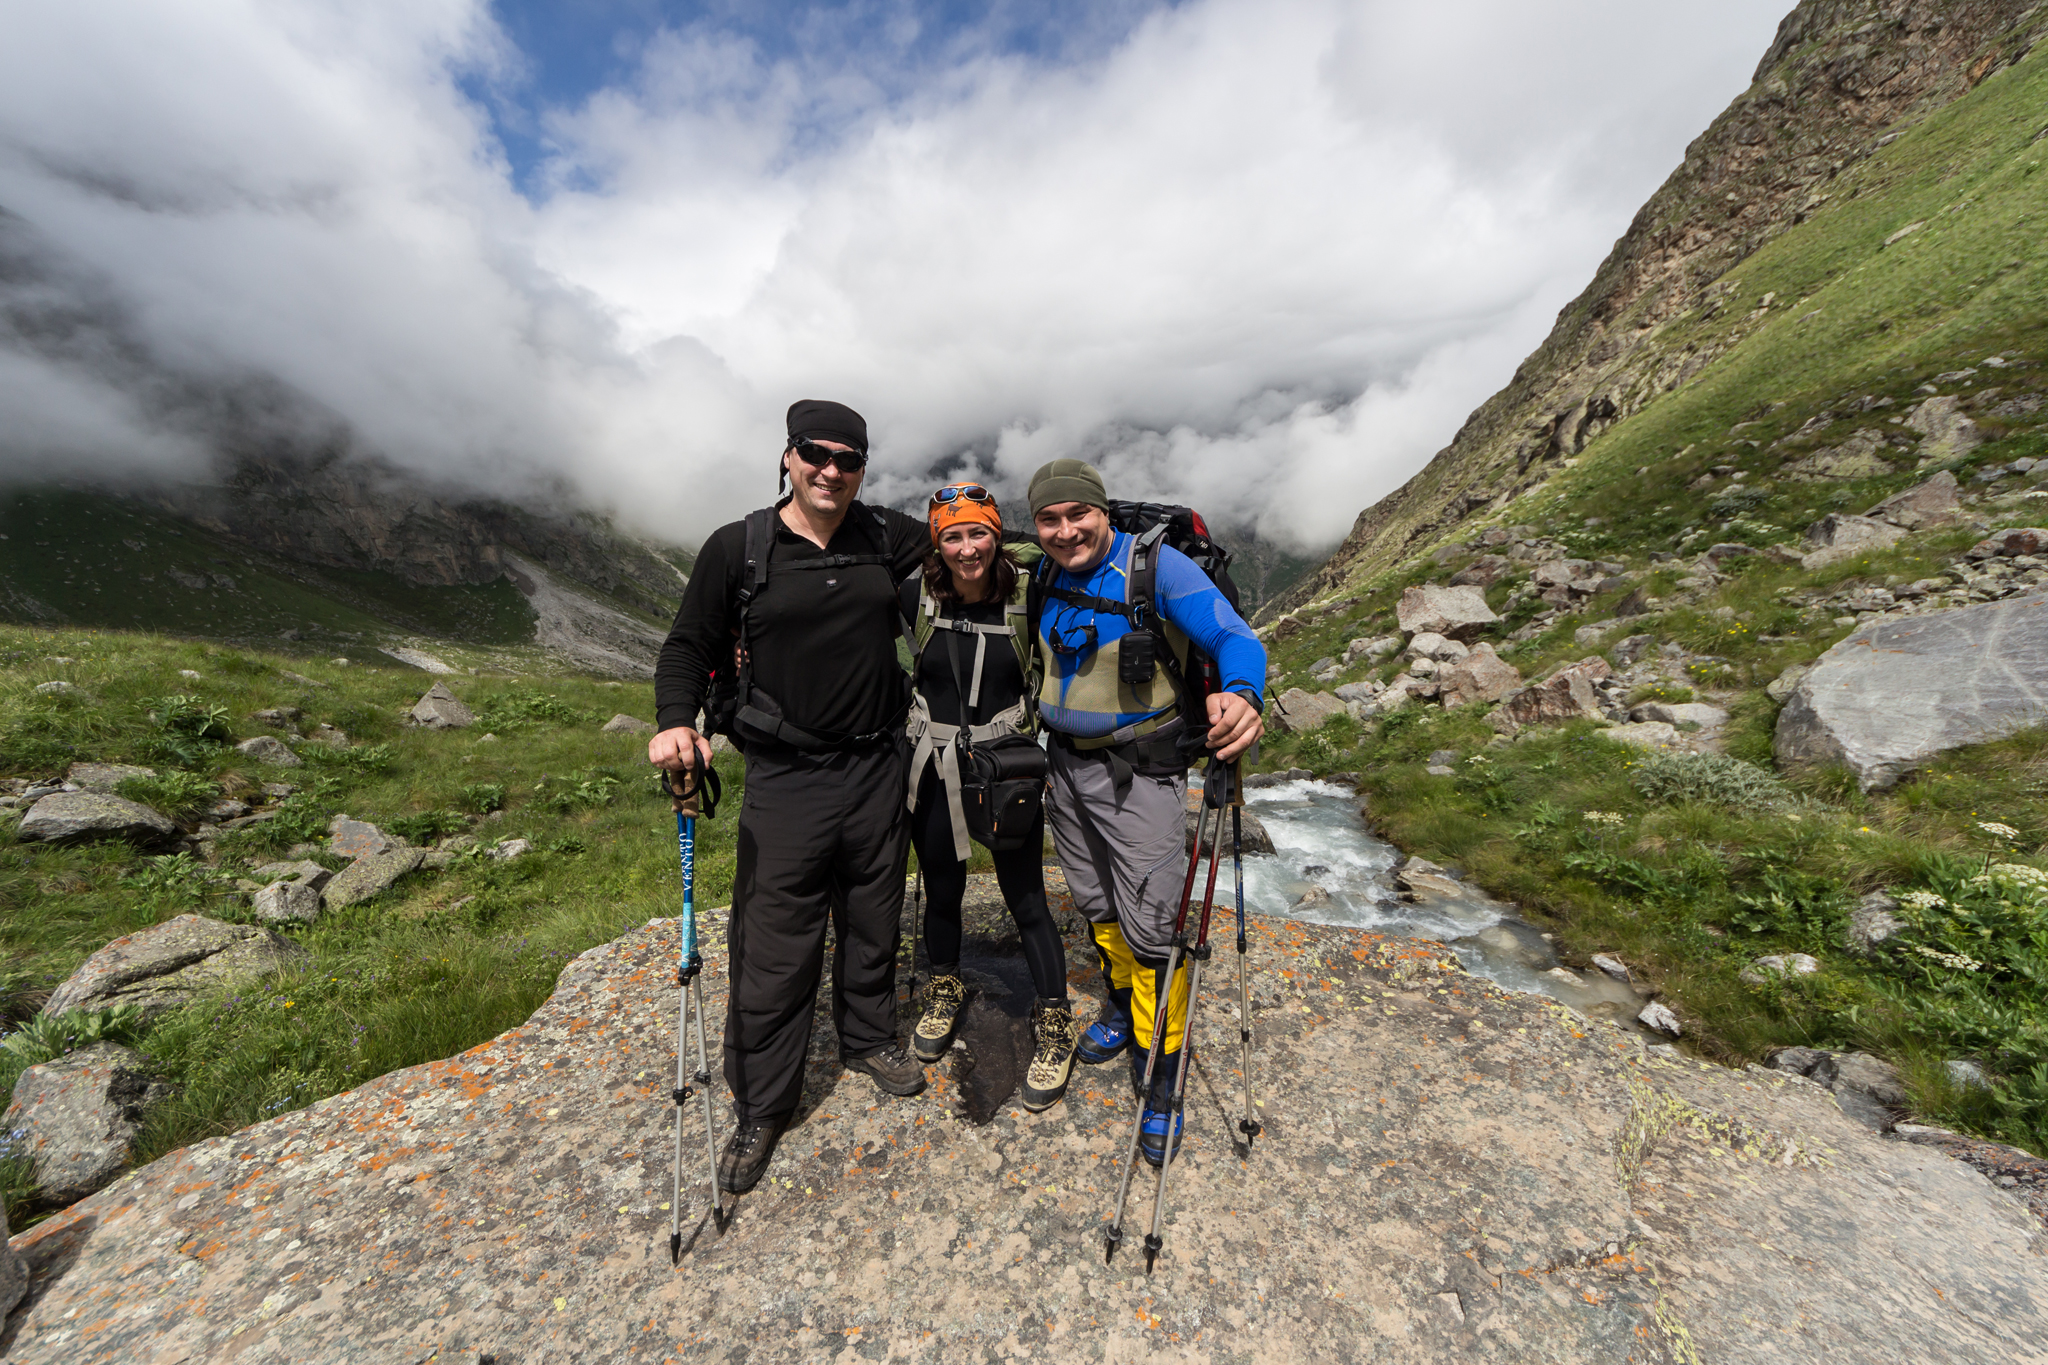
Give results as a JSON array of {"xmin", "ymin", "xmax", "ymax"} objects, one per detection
[
  {"xmin": 1029, "ymin": 500, "xmax": 1242, "ymax": 772},
  {"xmin": 701, "ymin": 502, "xmax": 903, "ymax": 750}
]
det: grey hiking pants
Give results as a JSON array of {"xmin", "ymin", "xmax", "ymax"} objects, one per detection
[{"xmin": 1045, "ymin": 737, "xmax": 1187, "ymax": 962}]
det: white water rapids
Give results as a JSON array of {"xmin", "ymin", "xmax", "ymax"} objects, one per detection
[{"xmin": 1224, "ymin": 778, "xmax": 1649, "ymax": 1027}]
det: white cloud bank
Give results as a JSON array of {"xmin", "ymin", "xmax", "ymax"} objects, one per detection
[{"xmin": 0, "ymin": 0, "xmax": 1790, "ymax": 548}]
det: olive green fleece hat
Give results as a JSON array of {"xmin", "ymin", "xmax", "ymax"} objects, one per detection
[{"xmin": 1027, "ymin": 458, "xmax": 1110, "ymax": 517}]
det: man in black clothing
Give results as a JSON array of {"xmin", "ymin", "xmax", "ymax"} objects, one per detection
[{"xmin": 651, "ymin": 398, "xmax": 932, "ymax": 1194}]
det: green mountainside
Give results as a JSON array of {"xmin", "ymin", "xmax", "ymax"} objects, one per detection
[
  {"xmin": 1274, "ymin": 0, "xmax": 2048, "ymax": 612},
  {"xmin": 1250, "ymin": 8, "xmax": 2048, "ymax": 1156}
]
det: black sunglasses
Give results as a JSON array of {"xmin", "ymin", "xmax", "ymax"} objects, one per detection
[{"xmin": 791, "ymin": 438, "xmax": 868, "ymax": 473}]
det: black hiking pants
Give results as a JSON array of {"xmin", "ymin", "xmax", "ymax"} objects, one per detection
[
  {"xmin": 908, "ymin": 766, "xmax": 1067, "ymax": 1002},
  {"xmin": 725, "ymin": 741, "xmax": 911, "ymax": 1124}
]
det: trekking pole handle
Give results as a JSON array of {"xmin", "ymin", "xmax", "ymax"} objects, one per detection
[
  {"xmin": 1203, "ymin": 759, "xmax": 1243, "ymax": 810},
  {"xmin": 658, "ymin": 763, "xmax": 723, "ymax": 820}
]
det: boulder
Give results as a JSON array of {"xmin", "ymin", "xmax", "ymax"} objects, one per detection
[
  {"xmin": 1846, "ymin": 891, "xmax": 1903, "ymax": 956},
  {"xmin": 328, "ymin": 816, "xmax": 399, "ymax": 860},
  {"xmin": 1405, "ymin": 632, "xmax": 1469, "ymax": 663},
  {"xmin": 1, "ymin": 1042, "xmax": 173, "ymax": 1204},
  {"xmin": 1448, "ymin": 554, "xmax": 1513, "ymax": 587},
  {"xmin": 1611, "ymin": 633, "xmax": 1654, "ymax": 666},
  {"xmin": 1638, "ymin": 1000, "xmax": 1681, "ymax": 1036},
  {"xmin": 16, "ymin": 792, "xmax": 177, "ymax": 849},
  {"xmin": 1799, "ymin": 514, "xmax": 1904, "ymax": 571},
  {"xmin": 1394, "ymin": 584, "xmax": 1500, "ymax": 642},
  {"xmin": 1492, "ymin": 657, "xmax": 1611, "ymax": 731},
  {"xmin": 1629, "ymin": 701, "xmax": 1730, "ymax": 728},
  {"xmin": 1905, "ymin": 394, "xmax": 1984, "ymax": 459},
  {"xmin": 1343, "ymin": 635, "xmax": 1399, "ymax": 664},
  {"xmin": 1832, "ymin": 1052, "xmax": 1909, "ymax": 1109},
  {"xmin": 409, "ymin": 682, "xmax": 475, "ymax": 730},
  {"xmin": 64, "ymin": 762, "xmax": 155, "ymax": 793},
  {"xmin": 1866, "ymin": 470, "xmax": 1960, "ymax": 530},
  {"xmin": 251, "ymin": 859, "xmax": 333, "ymax": 890},
  {"xmin": 320, "ymin": 848, "xmax": 425, "ymax": 911},
  {"xmin": 249, "ymin": 706, "xmax": 304, "ymax": 731},
  {"xmin": 1782, "ymin": 429, "xmax": 1895, "ymax": 481},
  {"xmin": 601, "ymin": 714, "xmax": 656, "ymax": 735},
  {"xmin": 489, "ymin": 838, "xmax": 534, "ymax": 862},
  {"xmin": 1765, "ymin": 663, "xmax": 1812, "ymax": 704},
  {"xmin": 1437, "ymin": 644, "xmax": 1521, "ymax": 707},
  {"xmin": 1964, "ymin": 527, "xmax": 2048, "ymax": 561},
  {"xmin": 1767, "ymin": 1047, "xmax": 1838, "ymax": 1083},
  {"xmin": 1180, "ymin": 793, "xmax": 1276, "ymax": 856},
  {"xmin": 1269, "ymin": 688, "xmax": 1348, "ymax": 734},
  {"xmin": 0, "ymin": 1202, "xmax": 23, "ymax": 1321},
  {"xmin": 1738, "ymin": 953, "xmax": 1821, "ymax": 986},
  {"xmin": 252, "ymin": 880, "xmax": 323, "ymax": 923},
  {"xmin": 44, "ymin": 915, "xmax": 305, "ymax": 1020},
  {"xmin": 1774, "ymin": 592, "xmax": 2048, "ymax": 789},
  {"xmin": 1600, "ymin": 722, "xmax": 1681, "ymax": 750},
  {"xmin": 234, "ymin": 735, "xmax": 302, "ymax": 768},
  {"xmin": 1589, "ymin": 954, "xmax": 1631, "ymax": 983}
]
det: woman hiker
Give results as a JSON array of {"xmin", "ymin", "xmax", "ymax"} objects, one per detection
[{"xmin": 900, "ymin": 482, "xmax": 1078, "ymax": 1110}]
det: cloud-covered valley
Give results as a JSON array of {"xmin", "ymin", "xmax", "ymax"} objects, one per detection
[{"xmin": 0, "ymin": 0, "xmax": 1789, "ymax": 549}]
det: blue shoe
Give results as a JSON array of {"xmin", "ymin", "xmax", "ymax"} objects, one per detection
[
  {"xmin": 1075, "ymin": 1014, "xmax": 1132, "ymax": 1064},
  {"xmin": 1140, "ymin": 1103, "xmax": 1185, "ymax": 1168}
]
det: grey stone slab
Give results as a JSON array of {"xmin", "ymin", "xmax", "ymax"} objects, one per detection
[
  {"xmin": 15, "ymin": 792, "xmax": 177, "ymax": 848},
  {"xmin": 1, "ymin": 1042, "xmax": 173, "ymax": 1204},
  {"xmin": 11, "ymin": 906, "xmax": 2042, "ymax": 1364},
  {"xmin": 1775, "ymin": 592, "xmax": 2048, "ymax": 789},
  {"xmin": 409, "ymin": 682, "xmax": 475, "ymax": 729},
  {"xmin": 43, "ymin": 914, "xmax": 305, "ymax": 1020},
  {"xmin": 62, "ymin": 762, "xmax": 156, "ymax": 793},
  {"xmin": 319, "ymin": 848, "xmax": 425, "ymax": 910}
]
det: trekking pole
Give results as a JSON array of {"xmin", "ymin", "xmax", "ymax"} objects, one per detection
[
  {"xmin": 661, "ymin": 760, "xmax": 725, "ymax": 1262},
  {"xmin": 1228, "ymin": 760, "xmax": 1259, "ymax": 1152},
  {"xmin": 1141, "ymin": 782, "xmax": 1227, "ymax": 1272},
  {"xmin": 1105, "ymin": 797, "xmax": 1213, "ymax": 1265}
]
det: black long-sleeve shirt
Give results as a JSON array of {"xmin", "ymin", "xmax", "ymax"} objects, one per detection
[{"xmin": 654, "ymin": 502, "xmax": 931, "ymax": 739}]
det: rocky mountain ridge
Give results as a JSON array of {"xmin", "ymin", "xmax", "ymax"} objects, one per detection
[{"xmin": 1271, "ymin": 0, "xmax": 2048, "ymax": 616}]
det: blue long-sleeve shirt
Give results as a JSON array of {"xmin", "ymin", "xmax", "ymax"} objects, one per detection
[{"xmin": 1038, "ymin": 530, "xmax": 1266, "ymax": 739}]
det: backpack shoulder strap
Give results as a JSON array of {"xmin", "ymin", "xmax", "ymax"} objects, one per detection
[{"xmin": 1126, "ymin": 522, "xmax": 1169, "ymax": 628}]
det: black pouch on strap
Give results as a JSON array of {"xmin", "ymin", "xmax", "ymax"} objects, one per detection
[{"xmin": 958, "ymin": 732, "xmax": 1047, "ymax": 852}]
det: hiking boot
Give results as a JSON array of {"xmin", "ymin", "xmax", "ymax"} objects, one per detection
[
  {"xmin": 1140, "ymin": 1102, "xmax": 1185, "ymax": 1168},
  {"xmin": 1074, "ymin": 1008, "xmax": 1133, "ymax": 1065},
  {"xmin": 717, "ymin": 1116, "xmax": 785, "ymax": 1194},
  {"xmin": 912, "ymin": 970, "xmax": 967, "ymax": 1063},
  {"xmin": 844, "ymin": 1042, "xmax": 928, "ymax": 1097},
  {"xmin": 1021, "ymin": 997, "xmax": 1078, "ymax": 1112}
]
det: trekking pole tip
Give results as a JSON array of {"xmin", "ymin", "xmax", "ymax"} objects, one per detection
[{"xmin": 669, "ymin": 1231, "xmax": 682, "ymax": 1265}]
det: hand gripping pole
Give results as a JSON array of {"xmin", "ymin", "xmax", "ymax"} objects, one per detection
[
  {"xmin": 1106, "ymin": 796, "xmax": 1212, "ymax": 1264},
  {"xmin": 1228, "ymin": 761, "xmax": 1259, "ymax": 1150},
  {"xmin": 1142, "ymin": 774, "xmax": 1227, "ymax": 1272},
  {"xmin": 660, "ymin": 763, "xmax": 725, "ymax": 1262}
]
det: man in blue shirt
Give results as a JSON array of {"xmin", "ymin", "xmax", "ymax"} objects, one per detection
[{"xmin": 1027, "ymin": 458, "xmax": 1265, "ymax": 1166}]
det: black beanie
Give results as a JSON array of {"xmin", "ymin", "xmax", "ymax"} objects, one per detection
[{"xmin": 785, "ymin": 399, "xmax": 869, "ymax": 453}]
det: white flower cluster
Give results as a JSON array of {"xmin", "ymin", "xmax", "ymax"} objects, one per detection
[
  {"xmin": 1466, "ymin": 754, "xmax": 1491, "ymax": 766},
  {"xmin": 1976, "ymin": 820, "xmax": 2022, "ymax": 841},
  {"xmin": 1896, "ymin": 889, "xmax": 1948, "ymax": 911},
  {"xmin": 1582, "ymin": 810, "xmax": 1626, "ymax": 827},
  {"xmin": 1913, "ymin": 945, "xmax": 1984, "ymax": 972},
  {"xmin": 1968, "ymin": 863, "xmax": 2048, "ymax": 901}
]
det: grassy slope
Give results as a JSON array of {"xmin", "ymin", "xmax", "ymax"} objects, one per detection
[
  {"xmin": 1256, "ymin": 47, "xmax": 2048, "ymax": 1153},
  {"xmin": 0, "ymin": 625, "xmax": 742, "ymax": 1226}
]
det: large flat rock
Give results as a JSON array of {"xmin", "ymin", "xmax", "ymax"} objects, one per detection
[
  {"xmin": 1775, "ymin": 592, "xmax": 2048, "ymax": 789},
  {"xmin": 1, "ymin": 1042, "xmax": 173, "ymax": 1204},
  {"xmin": 15, "ymin": 791, "xmax": 176, "ymax": 848},
  {"xmin": 42, "ymin": 914, "xmax": 306, "ymax": 1020},
  {"xmin": 7, "ymin": 885, "xmax": 2043, "ymax": 1363}
]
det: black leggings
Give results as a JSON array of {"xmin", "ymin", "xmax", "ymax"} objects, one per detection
[{"xmin": 910, "ymin": 766, "xmax": 1067, "ymax": 1002}]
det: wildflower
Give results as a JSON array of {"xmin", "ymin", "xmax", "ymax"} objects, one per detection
[
  {"xmin": 1912, "ymin": 945, "xmax": 1983, "ymax": 972},
  {"xmin": 1582, "ymin": 810, "xmax": 1626, "ymax": 827},
  {"xmin": 1976, "ymin": 821, "xmax": 2021, "ymax": 842},
  {"xmin": 1896, "ymin": 890, "xmax": 1948, "ymax": 911}
]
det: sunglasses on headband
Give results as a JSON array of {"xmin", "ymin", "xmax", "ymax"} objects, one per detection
[
  {"xmin": 929, "ymin": 484, "xmax": 993, "ymax": 507},
  {"xmin": 791, "ymin": 438, "xmax": 868, "ymax": 473}
]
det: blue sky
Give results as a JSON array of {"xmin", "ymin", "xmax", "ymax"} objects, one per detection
[{"xmin": 479, "ymin": 0, "xmax": 1170, "ymax": 192}]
